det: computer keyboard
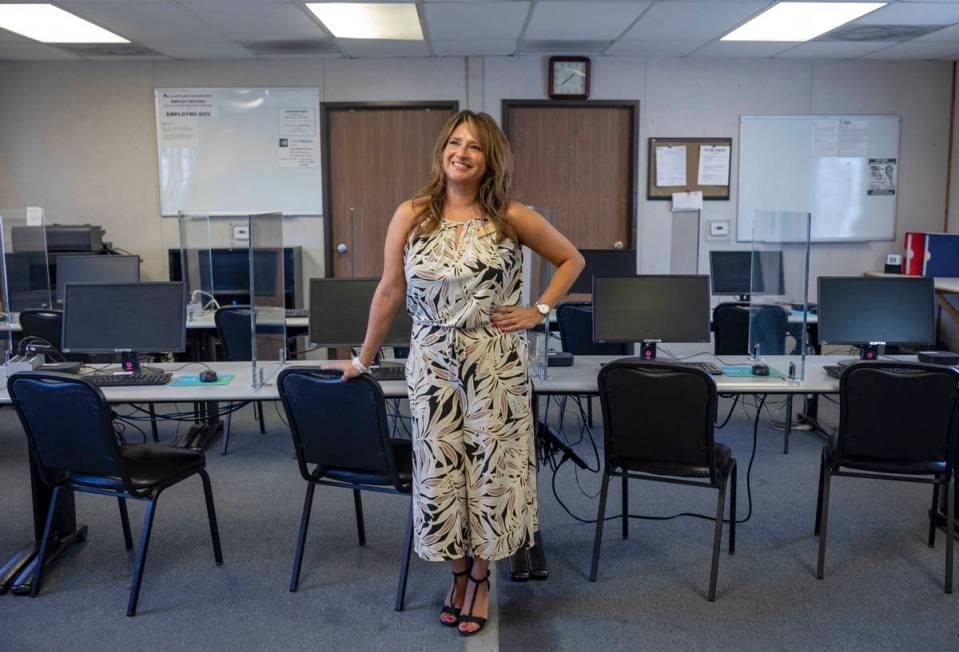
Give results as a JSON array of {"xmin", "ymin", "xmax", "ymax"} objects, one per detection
[
  {"xmin": 824, "ymin": 365, "xmax": 841, "ymax": 379},
  {"xmin": 285, "ymin": 308, "xmax": 309, "ymax": 318},
  {"xmin": 370, "ymin": 366, "xmax": 406, "ymax": 381},
  {"xmin": 84, "ymin": 373, "xmax": 172, "ymax": 387},
  {"xmin": 682, "ymin": 361, "xmax": 724, "ymax": 376}
]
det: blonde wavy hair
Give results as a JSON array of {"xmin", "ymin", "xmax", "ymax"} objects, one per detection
[{"xmin": 412, "ymin": 110, "xmax": 517, "ymax": 243}]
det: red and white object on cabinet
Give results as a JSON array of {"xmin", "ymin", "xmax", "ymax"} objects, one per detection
[{"xmin": 902, "ymin": 231, "xmax": 926, "ymax": 275}]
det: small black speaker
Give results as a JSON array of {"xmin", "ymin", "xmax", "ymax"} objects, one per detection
[{"xmin": 918, "ymin": 351, "xmax": 959, "ymax": 366}]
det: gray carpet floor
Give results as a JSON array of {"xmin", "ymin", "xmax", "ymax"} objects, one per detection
[{"xmin": 1, "ymin": 395, "xmax": 957, "ymax": 651}]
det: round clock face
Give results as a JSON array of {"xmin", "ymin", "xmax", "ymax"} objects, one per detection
[{"xmin": 552, "ymin": 60, "xmax": 587, "ymax": 96}]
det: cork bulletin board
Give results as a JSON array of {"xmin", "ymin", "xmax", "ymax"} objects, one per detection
[{"xmin": 647, "ymin": 137, "xmax": 732, "ymax": 200}]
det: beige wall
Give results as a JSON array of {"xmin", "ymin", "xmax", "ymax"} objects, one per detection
[{"xmin": 0, "ymin": 56, "xmax": 953, "ymax": 298}]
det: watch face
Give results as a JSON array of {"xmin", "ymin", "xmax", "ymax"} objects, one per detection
[{"xmin": 552, "ymin": 60, "xmax": 587, "ymax": 96}]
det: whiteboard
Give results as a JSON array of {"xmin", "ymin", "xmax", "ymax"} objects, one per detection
[
  {"xmin": 155, "ymin": 88, "xmax": 322, "ymax": 216},
  {"xmin": 738, "ymin": 115, "xmax": 900, "ymax": 242}
]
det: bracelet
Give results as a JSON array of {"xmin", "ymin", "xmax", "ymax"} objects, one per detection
[{"xmin": 352, "ymin": 357, "xmax": 371, "ymax": 375}]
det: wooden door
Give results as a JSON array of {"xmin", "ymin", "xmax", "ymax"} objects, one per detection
[
  {"xmin": 324, "ymin": 105, "xmax": 455, "ymax": 278},
  {"xmin": 505, "ymin": 102, "xmax": 636, "ymax": 250}
]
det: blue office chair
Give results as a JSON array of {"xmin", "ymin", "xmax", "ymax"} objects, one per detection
[
  {"xmin": 214, "ymin": 306, "xmax": 270, "ymax": 454},
  {"xmin": 713, "ymin": 302, "xmax": 788, "ymax": 356}
]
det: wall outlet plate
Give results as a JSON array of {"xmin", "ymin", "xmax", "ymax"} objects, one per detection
[
  {"xmin": 232, "ymin": 224, "xmax": 250, "ymax": 241},
  {"xmin": 708, "ymin": 220, "xmax": 730, "ymax": 239}
]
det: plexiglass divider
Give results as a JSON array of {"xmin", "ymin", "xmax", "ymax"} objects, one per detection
[
  {"xmin": 749, "ymin": 211, "xmax": 812, "ymax": 381},
  {"xmin": 0, "ymin": 207, "xmax": 52, "ymax": 363},
  {"xmin": 177, "ymin": 212, "xmax": 217, "ymax": 322},
  {"xmin": 249, "ymin": 212, "xmax": 287, "ymax": 388}
]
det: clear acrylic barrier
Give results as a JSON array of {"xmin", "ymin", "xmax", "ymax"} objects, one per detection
[
  {"xmin": 177, "ymin": 212, "xmax": 218, "ymax": 319},
  {"xmin": 749, "ymin": 211, "xmax": 812, "ymax": 381},
  {"xmin": 522, "ymin": 207, "xmax": 555, "ymax": 380},
  {"xmin": 249, "ymin": 212, "xmax": 287, "ymax": 388},
  {"xmin": 0, "ymin": 207, "xmax": 52, "ymax": 361}
]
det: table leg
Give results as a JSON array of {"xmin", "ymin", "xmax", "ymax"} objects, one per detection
[{"xmin": 783, "ymin": 395, "xmax": 792, "ymax": 455}]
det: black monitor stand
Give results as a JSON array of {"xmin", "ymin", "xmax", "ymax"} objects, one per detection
[
  {"xmin": 639, "ymin": 341, "xmax": 658, "ymax": 360},
  {"xmin": 837, "ymin": 344, "xmax": 880, "ymax": 367},
  {"xmin": 119, "ymin": 352, "xmax": 162, "ymax": 375}
]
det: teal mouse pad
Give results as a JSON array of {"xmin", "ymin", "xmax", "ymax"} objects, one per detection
[
  {"xmin": 721, "ymin": 366, "xmax": 786, "ymax": 379},
  {"xmin": 173, "ymin": 373, "xmax": 235, "ymax": 386}
]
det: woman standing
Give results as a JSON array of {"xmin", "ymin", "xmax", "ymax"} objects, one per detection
[{"xmin": 328, "ymin": 110, "xmax": 583, "ymax": 636}]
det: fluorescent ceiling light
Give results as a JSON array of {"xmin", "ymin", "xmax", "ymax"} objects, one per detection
[
  {"xmin": 306, "ymin": 3, "xmax": 423, "ymax": 40},
  {"xmin": 722, "ymin": 2, "xmax": 885, "ymax": 42},
  {"xmin": 0, "ymin": 4, "xmax": 128, "ymax": 43}
]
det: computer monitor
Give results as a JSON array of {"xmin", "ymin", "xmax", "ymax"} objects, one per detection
[
  {"xmin": 817, "ymin": 276, "xmax": 935, "ymax": 359},
  {"xmin": 197, "ymin": 249, "xmax": 287, "ymax": 298},
  {"xmin": 62, "ymin": 282, "xmax": 186, "ymax": 368},
  {"xmin": 710, "ymin": 250, "xmax": 785, "ymax": 299},
  {"xmin": 569, "ymin": 249, "xmax": 637, "ymax": 294},
  {"xmin": 592, "ymin": 275, "xmax": 711, "ymax": 358},
  {"xmin": 308, "ymin": 278, "xmax": 413, "ymax": 347},
  {"xmin": 56, "ymin": 255, "xmax": 140, "ymax": 304},
  {"xmin": 3, "ymin": 253, "xmax": 52, "ymax": 311}
]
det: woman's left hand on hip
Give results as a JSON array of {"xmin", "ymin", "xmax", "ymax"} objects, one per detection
[{"xmin": 491, "ymin": 305, "xmax": 543, "ymax": 332}]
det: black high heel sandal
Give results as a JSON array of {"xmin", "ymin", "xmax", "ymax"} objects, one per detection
[
  {"xmin": 440, "ymin": 565, "xmax": 472, "ymax": 627},
  {"xmin": 458, "ymin": 570, "xmax": 491, "ymax": 637}
]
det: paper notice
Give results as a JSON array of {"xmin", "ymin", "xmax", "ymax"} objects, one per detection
[
  {"xmin": 278, "ymin": 137, "xmax": 318, "ymax": 168},
  {"xmin": 279, "ymin": 108, "xmax": 316, "ymax": 137},
  {"xmin": 814, "ymin": 119, "xmax": 839, "ymax": 156},
  {"xmin": 672, "ymin": 191, "xmax": 703, "ymax": 212},
  {"xmin": 839, "ymin": 119, "xmax": 868, "ymax": 157},
  {"xmin": 25, "ymin": 206, "xmax": 42, "ymax": 226},
  {"xmin": 867, "ymin": 158, "xmax": 896, "ymax": 196},
  {"xmin": 656, "ymin": 145, "xmax": 686, "ymax": 187},
  {"xmin": 157, "ymin": 90, "xmax": 217, "ymax": 120},
  {"xmin": 697, "ymin": 145, "xmax": 730, "ymax": 186},
  {"xmin": 159, "ymin": 120, "xmax": 198, "ymax": 147}
]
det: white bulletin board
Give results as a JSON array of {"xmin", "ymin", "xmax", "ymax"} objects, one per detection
[
  {"xmin": 155, "ymin": 87, "xmax": 322, "ymax": 216},
  {"xmin": 738, "ymin": 115, "xmax": 900, "ymax": 242}
]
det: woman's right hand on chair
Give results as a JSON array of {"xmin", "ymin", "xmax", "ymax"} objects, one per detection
[{"xmin": 321, "ymin": 360, "xmax": 361, "ymax": 382}]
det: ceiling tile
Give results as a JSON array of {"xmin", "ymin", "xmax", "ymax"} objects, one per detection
[
  {"xmin": 0, "ymin": 41, "xmax": 80, "ymax": 60},
  {"xmin": 622, "ymin": 2, "xmax": 767, "ymax": 41},
  {"xmin": 335, "ymin": 38, "xmax": 430, "ymax": 58},
  {"xmin": 854, "ymin": 2, "xmax": 959, "ymax": 25},
  {"xmin": 776, "ymin": 40, "xmax": 890, "ymax": 58},
  {"xmin": 915, "ymin": 22, "xmax": 959, "ymax": 40},
  {"xmin": 142, "ymin": 40, "xmax": 256, "ymax": 59},
  {"xmin": 57, "ymin": 1, "xmax": 233, "ymax": 42},
  {"xmin": 864, "ymin": 40, "xmax": 959, "ymax": 58},
  {"xmin": 425, "ymin": 2, "xmax": 529, "ymax": 40},
  {"xmin": 177, "ymin": 1, "xmax": 328, "ymax": 42},
  {"xmin": 691, "ymin": 40, "xmax": 799, "ymax": 57},
  {"xmin": 525, "ymin": 2, "xmax": 650, "ymax": 40},
  {"xmin": 605, "ymin": 39, "xmax": 705, "ymax": 56},
  {"xmin": 432, "ymin": 39, "xmax": 517, "ymax": 55}
]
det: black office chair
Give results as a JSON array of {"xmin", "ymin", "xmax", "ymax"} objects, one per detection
[
  {"xmin": 556, "ymin": 302, "xmax": 631, "ymax": 427},
  {"xmin": 712, "ymin": 302, "xmax": 788, "ymax": 356},
  {"xmin": 7, "ymin": 371, "xmax": 223, "ymax": 616},
  {"xmin": 214, "ymin": 306, "xmax": 268, "ymax": 454},
  {"xmin": 814, "ymin": 362, "xmax": 956, "ymax": 593},
  {"xmin": 590, "ymin": 360, "xmax": 737, "ymax": 601},
  {"xmin": 277, "ymin": 367, "xmax": 414, "ymax": 611}
]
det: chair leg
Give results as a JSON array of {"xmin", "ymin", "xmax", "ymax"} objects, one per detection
[
  {"xmin": 148, "ymin": 403, "xmax": 159, "ymax": 443},
  {"xmin": 729, "ymin": 461, "xmax": 737, "ymax": 555},
  {"xmin": 946, "ymin": 471, "xmax": 954, "ymax": 594},
  {"xmin": 221, "ymin": 402, "xmax": 233, "ymax": 456},
  {"xmin": 622, "ymin": 473, "xmax": 629, "ymax": 540},
  {"xmin": 256, "ymin": 401, "xmax": 267, "ymax": 434},
  {"xmin": 708, "ymin": 476, "xmax": 727, "ymax": 601},
  {"xmin": 198, "ymin": 470, "xmax": 223, "ymax": 565},
  {"xmin": 118, "ymin": 498, "xmax": 133, "ymax": 551},
  {"xmin": 30, "ymin": 485, "xmax": 62, "ymax": 598},
  {"xmin": 815, "ymin": 448, "xmax": 826, "ymax": 536},
  {"xmin": 929, "ymin": 481, "xmax": 941, "ymax": 548},
  {"xmin": 395, "ymin": 497, "xmax": 414, "ymax": 612},
  {"xmin": 589, "ymin": 470, "xmax": 611, "ymax": 582},
  {"xmin": 290, "ymin": 481, "xmax": 316, "ymax": 592},
  {"xmin": 816, "ymin": 468, "xmax": 833, "ymax": 580},
  {"xmin": 127, "ymin": 498, "xmax": 158, "ymax": 617},
  {"xmin": 353, "ymin": 488, "xmax": 366, "ymax": 547}
]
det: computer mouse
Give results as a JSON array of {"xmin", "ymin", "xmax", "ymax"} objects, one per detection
[
  {"xmin": 199, "ymin": 370, "xmax": 218, "ymax": 383},
  {"xmin": 752, "ymin": 363, "xmax": 770, "ymax": 377}
]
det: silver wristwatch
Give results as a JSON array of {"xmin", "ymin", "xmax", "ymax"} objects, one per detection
[
  {"xmin": 535, "ymin": 303, "xmax": 550, "ymax": 319},
  {"xmin": 352, "ymin": 357, "xmax": 371, "ymax": 375}
]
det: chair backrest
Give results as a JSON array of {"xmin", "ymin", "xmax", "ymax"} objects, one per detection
[
  {"xmin": 7, "ymin": 372, "xmax": 128, "ymax": 487},
  {"xmin": 19, "ymin": 309, "xmax": 63, "ymax": 349},
  {"xmin": 277, "ymin": 367, "xmax": 400, "ymax": 488},
  {"xmin": 598, "ymin": 360, "xmax": 721, "ymax": 483},
  {"xmin": 713, "ymin": 302, "xmax": 787, "ymax": 356},
  {"xmin": 215, "ymin": 306, "xmax": 254, "ymax": 361},
  {"xmin": 838, "ymin": 362, "xmax": 959, "ymax": 465},
  {"xmin": 556, "ymin": 302, "xmax": 631, "ymax": 356}
]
